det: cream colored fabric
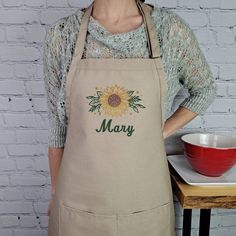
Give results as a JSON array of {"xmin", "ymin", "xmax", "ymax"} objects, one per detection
[{"xmin": 48, "ymin": 1, "xmax": 176, "ymax": 235}]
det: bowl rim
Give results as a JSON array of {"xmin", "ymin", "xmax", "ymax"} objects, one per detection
[{"xmin": 181, "ymin": 132, "xmax": 236, "ymax": 150}]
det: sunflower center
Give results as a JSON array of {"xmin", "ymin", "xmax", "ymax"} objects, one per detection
[{"xmin": 108, "ymin": 94, "xmax": 121, "ymax": 107}]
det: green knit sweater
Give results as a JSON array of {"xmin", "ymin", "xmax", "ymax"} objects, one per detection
[{"xmin": 43, "ymin": 6, "xmax": 217, "ymax": 148}]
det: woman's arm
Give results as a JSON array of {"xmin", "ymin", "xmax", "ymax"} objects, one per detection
[
  {"xmin": 162, "ymin": 10, "xmax": 217, "ymax": 138},
  {"xmin": 43, "ymin": 22, "xmax": 67, "ymax": 196},
  {"xmin": 163, "ymin": 107, "xmax": 198, "ymax": 139}
]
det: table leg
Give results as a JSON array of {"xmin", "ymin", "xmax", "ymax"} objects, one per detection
[
  {"xmin": 199, "ymin": 209, "xmax": 211, "ymax": 236},
  {"xmin": 183, "ymin": 209, "xmax": 192, "ymax": 236}
]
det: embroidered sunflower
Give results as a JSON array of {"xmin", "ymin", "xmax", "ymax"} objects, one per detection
[
  {"xmin": 86, "ymin": 85, "xmax": 146, "ymax": 117},
  {"xmin": 100, "ymin": 85, "xmax": 129, "ymax": 116}
]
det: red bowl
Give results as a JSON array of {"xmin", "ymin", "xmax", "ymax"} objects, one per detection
[{"xmin": 181, "ymin": 133, "xmax": 236, "ymax": 177}]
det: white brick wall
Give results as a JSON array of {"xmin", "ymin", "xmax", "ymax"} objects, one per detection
[{"xmin": 0, "ymin": 0, "xmax": 235, "ymax": 235}]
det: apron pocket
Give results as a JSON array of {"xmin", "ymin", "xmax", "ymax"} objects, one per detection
[
  {"xmin": 59, "ymin": 201, "xmax": 116, "ymax": 236},
  {"xmin": 117, "ymin": 202, "xmax": 172, "ymax": 236}
]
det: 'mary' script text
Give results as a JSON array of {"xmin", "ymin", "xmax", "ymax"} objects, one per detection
[{"xmin": 96, "ymin": 119, "xmax": 135, "ymax": 137}]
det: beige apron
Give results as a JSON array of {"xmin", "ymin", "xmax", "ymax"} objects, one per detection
[{"xmin": 47, "ymin": 1, "xmax": 176, "ymax": 235}]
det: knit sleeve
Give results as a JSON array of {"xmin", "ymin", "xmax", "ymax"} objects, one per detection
[
  {"xmin": 43, "ymin": 23, "xmax": 67, "ymax": 148},
  {"xmin": 169, "ymin": 12, "xmax": 217, "ymax": 115}
]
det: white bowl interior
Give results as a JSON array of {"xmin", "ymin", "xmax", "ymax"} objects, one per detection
[{"xmin": 181, "ymin": 133, "xmax": 236, "ymax": 149}]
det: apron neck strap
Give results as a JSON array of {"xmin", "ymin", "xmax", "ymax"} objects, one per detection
[{"xmin": 74, "ymin": 0, "xmax": 161, "ymax": 59}]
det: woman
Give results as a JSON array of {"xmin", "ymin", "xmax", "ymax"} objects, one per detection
[{"xmin": 43, "ymin": 0, "xmax": 216, "ymax": 235}]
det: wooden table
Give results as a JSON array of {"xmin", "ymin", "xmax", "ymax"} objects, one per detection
[{"xmin": 168, "ymin": 162, "xmax": 236, "ymax": 236}]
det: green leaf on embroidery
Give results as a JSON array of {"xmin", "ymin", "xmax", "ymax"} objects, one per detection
[
  {"xmin": 136, "ymin": 104, "xmax": 146, "ymax": 108},
  {"xmin": 86, "ymin": 96, "xmax": 95, "ymax": 99},
  {"xmin": 97, "ymin": 104, "xmax": 101, "ymax": 114},
  {"xmin": 89, "ymin": 106, "xmax": 96, "ymax": 112},
  {"xmin": 127, "ymin": 90, "xmax": 134, "ymax": 96},
  {"xmin": 132, "ymin": 96, "xmax": 141, "ymax": 102},
  {"xmin": 133, "ymin": 106, "xmax": 139, "ymax": 113},
  {"xmin": 89, "ymin": 100, "xmax": 98, "ymax": 105},
  {"xmin": 88, "ymin": 104, "xmax": 102, "ymax": 113},
  {"xmin": 97, "ymin": 91, "xmax": 103, "ymax": 97}
]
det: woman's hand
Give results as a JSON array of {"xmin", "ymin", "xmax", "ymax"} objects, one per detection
[
  {"xmin": 163, "ymin": 129, "xmax": 168, "ymax": 140},
  {"xmin": 47, "ymin": 192, "xmax": 55, "ymax": 217},
  {"xmin": 162, "ymin": 106, "xmax": 198, "ymax": 139}
]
